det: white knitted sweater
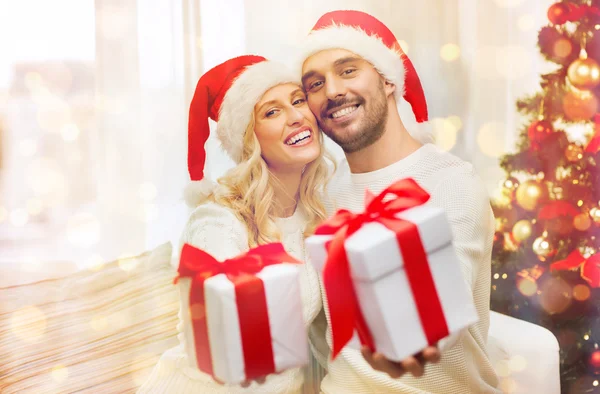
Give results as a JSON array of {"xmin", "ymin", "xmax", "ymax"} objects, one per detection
[
  {"xmin": 312, "ymin": 143, "xmax": 501, "ymax": 394},
  {"xmin": 138, "ymin": 202, "xmax": 322, "ymax": 394}
]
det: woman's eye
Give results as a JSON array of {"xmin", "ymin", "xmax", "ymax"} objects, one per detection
[
  {"xmin": 343, "ymin": 69, "xmax": 356, "ymax": 75},
  {"xmin": 266, "ymin": 109, "xmax": 278, "ymax": 117},
  {"xmin": 293, "ymin": 98, "xmax": 306, "ymax": 105}
]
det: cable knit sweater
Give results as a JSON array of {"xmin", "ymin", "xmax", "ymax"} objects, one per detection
[
  {"xmin": 138, "ymin": 202, "xmax": 322, "ymax": 394},
  {"xmin": 312, "ymin": 143, "xmax": 501, "ymax": 394}
]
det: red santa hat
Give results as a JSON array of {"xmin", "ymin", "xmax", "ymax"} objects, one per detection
[
  {"xmin": 299, "ymin": 10, "xmax": 431, "ymax": 141},
  {"xmin": 185, "ymin": 55, "xmax": 298, "ymax": 206}
]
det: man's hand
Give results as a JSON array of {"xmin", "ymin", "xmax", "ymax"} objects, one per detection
[
  {"xmin": 212, "ymin": 375, "xmax": 269, "ymax": 387},
  {"xmin": 361, "ymin": 346, "xmax": 441, "ymax": 378}
]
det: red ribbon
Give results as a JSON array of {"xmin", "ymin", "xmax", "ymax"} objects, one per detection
[
  {"xmin": 551, "ymin": 249, "xmax": 600, "ymax": 288},
  {"xmin": 176, "ymin": 243, "xmax": 301, "ymax": 378},
  {"xmin": 315, "ymin": 178, "xmax": 450, "ymax": 358},
  {"xmin": 585, "ymin": 114, "xmax": 600, "ymax": 154}
]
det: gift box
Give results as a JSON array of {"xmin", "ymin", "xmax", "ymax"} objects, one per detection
[
  {"xmin": 305, "ymin": 178, "xmax": 478, "ymax": 361},
  {"xmin": 176, "ymin": 243, "xmax": 308, "ymax": 384}
]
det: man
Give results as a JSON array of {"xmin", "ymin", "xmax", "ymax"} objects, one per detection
[{"xmin": 299, "ymin": 10, "xmax": 501, "ymax": 394}]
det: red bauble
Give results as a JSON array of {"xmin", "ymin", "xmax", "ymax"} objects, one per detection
[
  {"xmin": 590, "ymin": 350, "xmax": 600, "ymax": 369},
  {"xmin": 528, "ymin": 119, "xmax": 554, "ymax": 150},
  {"xmin": 548, "ymin": 3, "xmax": 571, "ymax": 25}
]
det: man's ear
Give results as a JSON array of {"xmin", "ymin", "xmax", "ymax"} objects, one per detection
[{"xmin": 384, "ymin": 80, "xmax": 396, "ymax": 97}]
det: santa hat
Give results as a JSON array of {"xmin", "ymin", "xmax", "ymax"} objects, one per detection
[
  {"xmin": 186, "ymin": 55, "xmax": 299, "ymax": 207},
  {"xmin": 298, "ymin": 10, "xmax": 431, "ymax": 142}
]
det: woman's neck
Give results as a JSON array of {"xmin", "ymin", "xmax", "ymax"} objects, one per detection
[{"xmin": 269, "ymin": 169, "xmax": 302, "ymax": 218}]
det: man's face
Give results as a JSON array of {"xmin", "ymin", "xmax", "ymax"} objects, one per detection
[{"xmin": 301, "ymin": 49, "xmax": 394, "ymax": 153}]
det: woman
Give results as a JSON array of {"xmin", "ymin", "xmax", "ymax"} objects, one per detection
[{"xmin": 138, "ymin": 55, "xmax": 332, "ymax": 393}]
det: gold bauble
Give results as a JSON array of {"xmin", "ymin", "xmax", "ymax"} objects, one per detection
[
  {"xmin": 515, "ymin": 180, "xmax": 548, "ymax": 211},
  {"xmin": 590, "ymin": 207, "xmax": 600, "ymax": 224},
  {"xmin": 532, "ymin": 235, "xmax": 557, "ymax": 262},
  {"xmin": 562, "ymin": 90, "xmax": 598, "ymax": 121},
  {"xmin": 565, "ymin": 143, "xmax": 583, "ymax": 162},
  {"xmin": 512, "ymin": 219, "xmax": 533, "ymax": 243},
  {"xmin": 573, "ymin": 213, "xmax": 592, "ymax": 231},
  {"xmin": 567, "ymin": 57, "xmax": 600, "ymax": 90},
  {"xmin": 495, "ymin": 217, "xmax": 507, "ymax": 232}
]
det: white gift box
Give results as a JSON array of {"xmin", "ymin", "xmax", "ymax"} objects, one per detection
[
  {"xmin": 178, "ymin": 264, "xmax": 308, "ymax": 384},
  {"xmin": 305, "ymin": 204, "xmax": 478, "ymax": 361}
]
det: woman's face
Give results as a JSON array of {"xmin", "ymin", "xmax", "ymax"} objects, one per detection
[{"xmin": 253, "ymin": 83, "xmax": 321, "ymax": 173}]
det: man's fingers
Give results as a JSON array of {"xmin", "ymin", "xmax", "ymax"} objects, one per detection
[
  {"xmin": 240, "ymin": 380, "xmax": 251, "ymax": 388},
  {"xmin": 400, "ymin": 356, "xmax": 425, "ymax": 377},
  {"xmin": 256, "ymin": 376, "xmax": 267, "ymax": 384},
  {"xmin": 373, "ymin": 352, "xmax": 406, "ymax": 379},
  {"xmin": 422, "ymin": 346, "xmax": 441, "ymax": 363}
]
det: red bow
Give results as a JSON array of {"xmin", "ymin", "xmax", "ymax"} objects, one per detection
[
  {"xmin": 316, "ymin": 178, "xmax": 449, "ymax": 358},
  {"xmin": 551, "ymin": 249, "xmax": 600, "ymax": 288},
  {"xmin": 176, "ymin": 243, "xmax": 301, "ymax": 378}
]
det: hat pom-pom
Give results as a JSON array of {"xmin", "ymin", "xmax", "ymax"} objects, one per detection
[{"xmin": 184, "ymin": 178, "xmax": 217, "ymax": 207}]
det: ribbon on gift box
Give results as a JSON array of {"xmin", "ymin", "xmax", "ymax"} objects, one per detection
[
  {"xmin": 176, "ymin": 243, "xmax": 301, "ymax": 378},
  {"xmin": 315, "ymin": 178, "xmax": 450, "ymax": 358}
]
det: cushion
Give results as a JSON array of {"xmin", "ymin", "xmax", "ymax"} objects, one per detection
[{"xmin": 0, "ymin": 242, "xmax": 179, "ymax": 393}]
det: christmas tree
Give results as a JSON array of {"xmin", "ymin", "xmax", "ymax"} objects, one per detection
[{"xmin": 491, "ymin": 1, "xmax": 600, "ymax": 393}]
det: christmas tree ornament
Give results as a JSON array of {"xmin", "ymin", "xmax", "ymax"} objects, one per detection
[
  {"xmin": 567, "ymin": 57, "xmax": 600, "ymax": 90},
  {"xmin": 516, "ymin": 265, "xmax": 545, "ymax": 297},
  {"xmin": 515, "ymin": 180, "xmax": 548, "ymax": 211},
  {"xmin": 528, "ymin": 119, "xmax": 554, "ymax": 150},
  {"xmin": 539, "ymin": 276, "xmax": 572, "ymax": 315},
  {"xmin": 564, "ymin": 143, "xmax": 583, "ymax": 161},
  {"xmin": 573, "ymin": 212, "xmax": 592, "ymax": 231},
  {"xmin": 547, "ymin": 2, "xmax": 571, "ymax": 25},
  {"xmin": 495, "ymin": 217, "xmax": 508, "ymax": 232},
  {"xmin": 533, "ymin": 234, "xmax": 557, "ymax": 261},
  {"xmin": 512, "ymin": 219, "xmax": 534, "ymax": 243},
  {"xmin": 502, "ymin": 177, "xmax": 520, "ymax": 198},
  {"xmin": 562, "ymin": 90, "xmax": 598, "ymax": 121},
  {"xmin": 590, "ymin": 207, "xmax": 600, "ymax": 224},
  {"xmin": 589, "ymin": 350, "xmax": 600, "ymax": 369}
]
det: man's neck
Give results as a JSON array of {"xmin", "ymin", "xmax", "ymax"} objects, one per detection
[{"xmin": 345, "ymin": 109, "xmax": 422, "ymax": 174}]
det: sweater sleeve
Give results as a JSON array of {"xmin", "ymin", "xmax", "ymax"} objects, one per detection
[{"xmin": 176, "ymin": 203, "xmax": 248, "ymax": 348}]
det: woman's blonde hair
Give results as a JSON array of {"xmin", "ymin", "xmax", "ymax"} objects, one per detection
[{"xmin": 204, "ymin": 112, "xmax": 334, "ymax": 247}]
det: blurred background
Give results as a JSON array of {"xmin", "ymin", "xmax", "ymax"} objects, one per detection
[{"xmin": 0, "ymin": 0, "xmax": 554, "ymax": 266}]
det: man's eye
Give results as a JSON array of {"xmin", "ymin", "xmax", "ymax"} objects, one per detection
[{"xmin": 310, "ymin": 81, "xmax": 323, "ymax": 90}]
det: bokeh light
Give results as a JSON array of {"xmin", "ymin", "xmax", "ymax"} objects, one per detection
[
  {"xmin": 431, "ymin": 117, "xmax": 459, "ymax": 151},
  {"xmin": 27, "ymin": 198, "xmax": 44, "ymax": 216},
  {"xmin": 573, "ymin": 284, "xmax": 591, "ymax": 301},
  {"xmin": 118, "ymin": 254, "xmax": 139, "ymax": 272},
  {"xmin": 86, "ymin": 254, "xmax": 105, "ymax": 272},
  {"xmin": 11, "ymin": 306, "xmax": 47, "ymax": 343},
  {"xmin": 495, "ymin": 359, "xmax": 511, "ymax": 377},
  {"xmin": 540, "ymin": 276, "xmax": 572, "ymax": 315},
  {"xmin": 26, "ymin": 158, "xmax": 68, "ymax": 207},
  {"xmin": 90, "ymin": 315, "xmax": 108, "ymax": 331},
  {"xmin": 61, "ymin": 123, "xmax": 80, "ymax": 142},
  {"xmin": 51, "ymin": 364, "xmax": 69, "ymax": 383},
  {"xmin": 67, "ymin": 213, "xmax": 101, "ymax": 247},
  {"xmin": 440, "ymin": 43, "xmax": 461, "ymax": 62},
  {"xmin": 499, "ymin": 377, "xmax": 518, "ymax": 393},
  {"xmin": 478, "ymin": 121, "xmax": 506, "ymax": 157},
  {"xmin": 0, "ymin": 206, "xmax": 7, "ymax": 223},
  {"xmin": 509, "ymin": 355, "xmax": 527, "ymax": 372},
  {"xmin": 517, "ymin": 276, "xmax": 538, "ymax": 296}
]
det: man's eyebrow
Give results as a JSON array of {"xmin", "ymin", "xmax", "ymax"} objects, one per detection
[
  {"xmin": 302, "ymin": 56, "xmax": 362, "ymax": 85},
  {"xmin": 333, "ymin": 56, "xmax": 362, "ymax": 68},
  {"xmin": 301, "ymin": 70, "xmax": 318, "ymax": 86}
]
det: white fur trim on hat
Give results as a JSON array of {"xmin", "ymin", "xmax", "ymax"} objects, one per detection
[
  {"xmin": 297, "ymin": 24, "xmax": 405, "ymax": 102},
  {"xmin": 217, "ymin": 61, "xmax": 299, "ymax": 163},
  {"xmin": 184, "ymin": 178, "xmax": 217, "ymax": 208}
]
